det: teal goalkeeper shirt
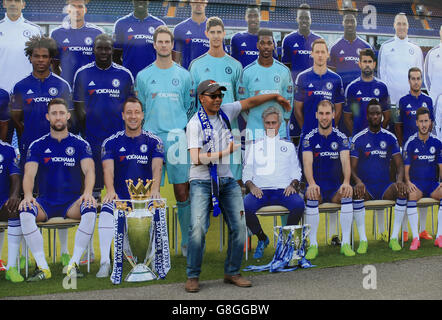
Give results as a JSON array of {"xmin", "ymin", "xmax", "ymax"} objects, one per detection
[
  {"xmin": 237, "ymin": 59, "xmax": 293, "ymax": 140},
  {"xmin": 189, "ymin": 52, "xmax": 242, "ymax": 128},
  {"xmin": 135, "ymin": 62, "xmax": 194, "ymax": 136}
]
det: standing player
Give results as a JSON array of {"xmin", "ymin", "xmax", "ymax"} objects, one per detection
[
  {"xmin": 295, "ymin": 39, "xmax": 345, "ymax": 244},
  {"xmin": 97, "ymin": 97, "xmax": 163, "ymax": 277},
  {"xmin": 396, "ymin": 67, "xmax": 434, "ymax": 147},
  {"xmin": 112, "ymin": 0, "xmax": 166, "ymax": 79},
  {"xmin": 423, "ymin": 25, "xmax": 442, "ymax": 104},
  {"xmin": 398, "ymin": 107, "xmax": 442, "ymax": 250},
  {"xmin": 0, "ymin": 139, "xmax": 20, "ymax": 279},
  {"xmin": 281, "ymin": 3, "xmax": 322, "ymax": 144},
  {"xmin": 135, "ymin": 26, "xmax": 193, "ymax": 256},
  {"xmin": 378, "ymin": 13, "xmax": 423, "ymax": 111},
  {"xmin": 230, "ymin": 6, "xmax": 277, "ymax": 69},
  {"xmin": 73, "ymin": 33, "xmax": 134, "ymax": 194},
  {"xmin": 173, "ymin": 0, "xmax": 209, "ymax": 70},
  {"xmin": 50, "ymin": 0, "xmax": 104, "ymax": 87},
  {"xmin": 0, "ymin": 0, "xmax": 42, "ymax": 93},
  {"xmin": 395, "ymin": 68, "xmax": 433, "ymax": 241},
  {"xmin": 11, "ymin": 35, "xmax": 72, "ymax": 169},
  {"xmin": 329, "ymin": 14, "xmax": 372, "ymax": 91},
  {"xmin": 19, "ymin": 98, "xmax": 97, "ymax": 281},
  {"xmin": 189, "ymin": 17, "xmax": 243, "ymax": 181},
  {"xmin": 237, "ymin": 28, "xmax": 293, "ymax": 141},
  {"xmin": 344, "ymin": 48, "xmax": 390, "ymax": 137},
  {"xmin": 350, "ymin": 100, "xmax": 407, "ymax": 253},
  {"xmin": 302, "ymin": 100, "xmax": 353, "ymax": 259}
]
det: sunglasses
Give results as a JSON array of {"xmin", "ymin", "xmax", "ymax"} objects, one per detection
[{"xmin": 203, "ymin": 93, "xmax": 224, "ymax": 99}]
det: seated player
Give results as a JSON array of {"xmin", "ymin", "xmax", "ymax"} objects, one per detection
[
  {"xmin": 350, "ymin": 99, "xmax": 407, "ymax": 253},
  {"xmin": 399, "ymin": 107, "xmax": 442, "ymax": 250},
  {"xmin": 242, "ymin": 107, "xmax": 304, "ymax": 259},
  {"xmin": 18, "ymin": 98, "xmax": 97, "ymax": 281},
  {"xmin": 302, "ymin": 100, "xmax": 354, "ymax": 259},
  {"xmin": 1, "ymin": 140, "xmax": 21, "ymax": 280},
  {"xmin": 98, "ymin": 97, "xmax": 164, "ymax": 278}
]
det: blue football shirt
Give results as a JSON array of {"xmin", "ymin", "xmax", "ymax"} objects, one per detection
[
  {"xmin": 50, "ymin": 20, "xmax": 104, "ymax": 86},
  {"xmin": 230, "ymin": 31, "xmax": 278, "ymax": 68},
  {"xmin": 113, "ymin": 13, "xmax": 166, "ymax": 79},
  {"xmin": 0, "ymin": 88, "xmax": 9, "ymax": 121},
  {"xmin": 295, "ymin": 68, "xmax": 345, "ymax": 135},
  {"xmin": 344, "ymin": 77, "xmax": 390, "ymax": 135},
  {"xmin": 11, "ymin": 73, "xmax": 72, "ymax": 158},
  {"xmin": 329, "ymin": 36, "xmax": 372, "ymax": 89},
  {"xmin": 351, "ymin": 128, "xmax": 400, "ymax": 185},
  {"xmin": 26, "ymin": 133, "xmax": 92, "ymax": 204},
  {"xmin": 101, "ymin": 130, "xmax": 164, "ymax": 200},
  {"xmin": 398, "ymin": 92, "xmax": 434, "ymax": 144},
  {"xmin": 302, "ymin": 127, "xmax": 350, "ymax": 185}
]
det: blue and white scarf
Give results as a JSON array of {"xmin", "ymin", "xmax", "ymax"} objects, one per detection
[{"xmin": 197, "ymin": 106, "xmax": 232, "ymax": 217}]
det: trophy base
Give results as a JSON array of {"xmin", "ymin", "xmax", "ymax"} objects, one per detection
[{"xmin": 125, "ymin": 264, "xmax": 157, "ymax": 282}]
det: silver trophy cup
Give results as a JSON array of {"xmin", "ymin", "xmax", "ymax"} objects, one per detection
[{"xmin": 274, "ymin": 224, "xmax": 311, "ymax": 266}]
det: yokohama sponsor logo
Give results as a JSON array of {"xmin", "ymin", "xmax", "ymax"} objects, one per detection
[
  {"xmin": 293, "ymin": 50, "xmax": 310, "ymax": 55},
  {"xmin": 27, "ymin": 97, "xmax": 52, "ymax": 104}
]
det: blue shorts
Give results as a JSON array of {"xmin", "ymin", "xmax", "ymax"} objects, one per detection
[
  {"xmin": 365, "ymin": 181, "xmax": 393, "ymax": 200},
  {"xmin": 307, "ymin": 182, "xmax": 340, "ymax": 203},
  {"xmin": 37, "ymin": 197, "xmax": 79, "ymax": 220},
  {"xmin": 158, "ymin": 132, "xmax": 190, "ymax": 185},
  {"xmin": 414, "ymin": 180, "xmax": 440, "ymax": 197}
]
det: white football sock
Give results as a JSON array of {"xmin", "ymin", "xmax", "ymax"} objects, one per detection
[
  {"xmin": 407, "ymin": 202, "xmax": 419, "ymax": 240},
  {"xmin": 340, "ymin": 199, "xmax": 353, "ymax": 245},
  {"xmin": 6, "ymin": 219, "xmax": 22, "ymax": 269},
  {"xmin": 98, "ymin": 211, "xmax": 114, "ymax": 265},
  {"xmin": 20, "ymin": 212, "xmax": 49, "ymax": 270},
  {"xmin": 353, "ymin": 200, "xmax": 367, "ymax": 242},
  {"xmin": 391, "ymin": 199, "xmax": 407, "ymax": 240},
  {"xmin": 402, "ymin": 210, "xmax": 409, "ymax": 232},
  {"xmin": 70, "ymin": 211, "xmax": 96, "ymax": 266},
  {"xmin": 305, "ymin": 200, "xmax": 319, "ymax": 246}
]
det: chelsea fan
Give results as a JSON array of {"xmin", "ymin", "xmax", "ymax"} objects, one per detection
[
  {"xmin": 173, "ymin": 0, "xmax": 210, "ymax": 70},
  {"xmin": 135, "ymin": 25, "xmax": 193, "ymax": 257},
  {"xmin": 242, "ymin": 107, "xmax": 304, "ymax": 259},
  {"xmin": 397, "ymin": 107, "xmax": 442, "ymax": 250},
  {"xmin": 113, "ymin": 0, "xmax": 166, "ymax": 79},
  {"xmin": 343, "ymin": 48, "xmax": 390, "ymax": 137},
  {"xmin": 294, "ymin": 38, "xmax": 345, "ymax": 246},
  {"xmin": 281, "ymin": 3, "xmax": 322, "ymax": 145},
  {"xmin": 230, "ymin": 6, "xmax": 277, "ymax": 68},
  {"xmin": 18, "ymin": 98, "xmax": 97, "ymax": 281},
  {"xmin": 0, "ymin": 139, "xmax": 21, "ymax": 280},
  {"xmin": 237, "ymin": 28, "xmax": 293, "ymax": 142},
  {"xmin": 350, "ymin": 99, "xmax": 407, "ymax": 253},
  {"xmin": 189, "ymin": 16, "xmax": 243, "ymax": 182},
  {"xmin": 302, "ymin": 100, "xmax": 354, "ymax": 259},
  {"xmin": 184, "ymin": 79, "xmax": 291, "ymax": 292},
  {"xmin": 50, "ymin": 0, "xmax": 104, "ymax": 87},
  {"xmin": 98, "ymin": 97, "xmax": 163, "ymax": 278}
]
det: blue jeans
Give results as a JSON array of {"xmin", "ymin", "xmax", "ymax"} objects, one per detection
[{"xmin": 187, "ymin": 177, "xmax": 246, "ymax": 278}]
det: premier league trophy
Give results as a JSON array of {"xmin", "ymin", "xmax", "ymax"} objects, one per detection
[
  {"xmin": 274, "ymin": 224, "xmax": 311, "ymax": 267},
  {"xmin": 111, "ymin": 178, "xmax": 170, "ymax": 284}
]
